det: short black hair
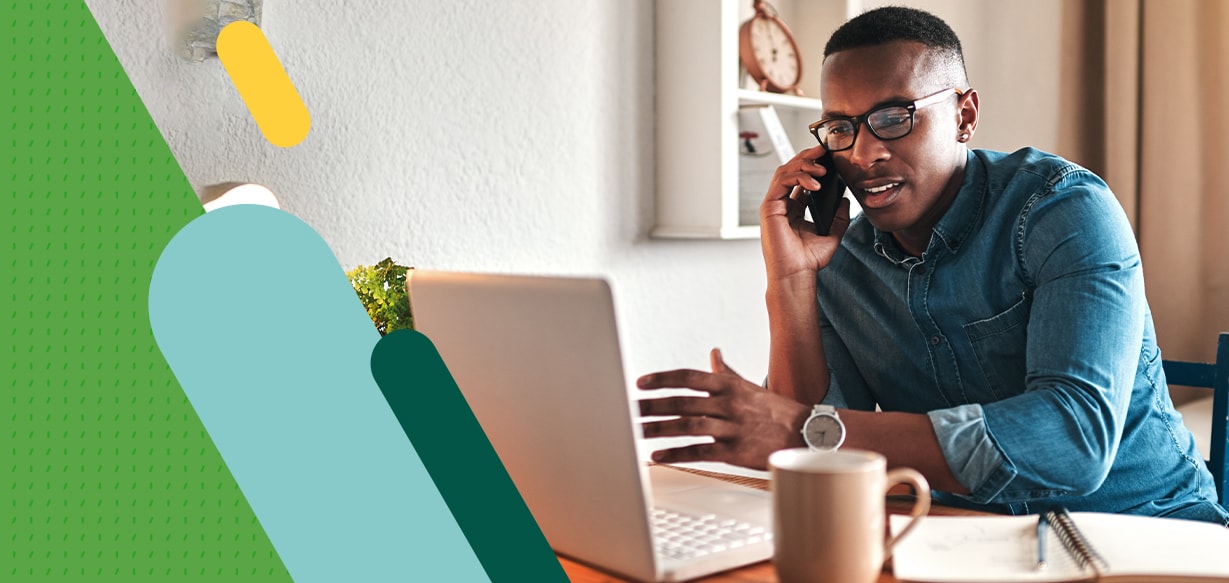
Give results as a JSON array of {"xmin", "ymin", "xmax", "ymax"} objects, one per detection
[{"xmin": 824, "ymin": 6, "xmax": 968, "ymax": 86}]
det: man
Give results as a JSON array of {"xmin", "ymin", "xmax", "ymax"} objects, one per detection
[{"xmin": 637, "ymin": 6, "xmax": 1228, "ymax": 523}]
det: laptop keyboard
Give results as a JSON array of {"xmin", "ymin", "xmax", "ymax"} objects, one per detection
[{"xmin": 651, "ymin": 507, "xmax": 772, "ymax": 561}]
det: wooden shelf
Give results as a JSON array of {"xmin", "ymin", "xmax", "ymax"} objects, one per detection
[
  {"xmin": 652, "ymin": 0, "xmax": 857, "ymax": 240},
  {"xmin": 736, "ymin": 89, "xmax": 823, "ymax": 112}
]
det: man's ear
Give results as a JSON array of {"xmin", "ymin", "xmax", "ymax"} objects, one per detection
[{"xmin": 957, "ymin": 88, "xmax": 979, "ymax": 142}]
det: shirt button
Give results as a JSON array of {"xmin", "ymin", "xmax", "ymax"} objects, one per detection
[
  {"xmin": 915, "ymin": 266, "xmax": 927, "ymax": 275},
  {"xmin": 930, "ymin": 336, "xmax": 941, "ymax": 346}
]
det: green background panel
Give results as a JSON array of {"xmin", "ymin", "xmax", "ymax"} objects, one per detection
[
  {"xmin": 5, "ymin": 2, "xmax": 566, "ymax": 581},
  {"xmin": 2, "ymin": 1, "xmax": 287, "ymax": 579}
]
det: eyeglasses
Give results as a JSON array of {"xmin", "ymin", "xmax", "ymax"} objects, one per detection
[{"xmin": 808, "ymin": 88, "xmax": 964, "ymax": 152}]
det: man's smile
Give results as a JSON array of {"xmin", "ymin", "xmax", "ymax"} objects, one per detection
[{"xmin": 854, "ymin": 180, "xmax": 904, "ymax": 209}]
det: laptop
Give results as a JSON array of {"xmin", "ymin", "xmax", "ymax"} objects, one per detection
[{"xmin": 407, "ymin": 270, "xmax": 773, "ymax": 582}]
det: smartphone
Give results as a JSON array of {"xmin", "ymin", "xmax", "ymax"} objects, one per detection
[{"xmin": 803, "ymin": 152, "xmax": 846, "ymax": 236}]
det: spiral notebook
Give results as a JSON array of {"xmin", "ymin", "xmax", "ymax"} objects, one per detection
[{"xmin": 890, "ymin": 511, "xmax": 1229, "ymax": 582}]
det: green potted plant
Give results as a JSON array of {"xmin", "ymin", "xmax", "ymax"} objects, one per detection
[{"xmin": 346, "ymin": 257, "xmax": 413, "ymax": 335}]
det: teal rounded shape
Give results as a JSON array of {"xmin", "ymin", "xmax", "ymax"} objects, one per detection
[{"xmin": 148, "ymin": 205, "xmax": 486, "ymax": 582}]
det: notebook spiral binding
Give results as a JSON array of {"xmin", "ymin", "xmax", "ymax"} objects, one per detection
[{"xmin": 1045, "ymin": 507, "xmax": 1110, "ymax": 577}]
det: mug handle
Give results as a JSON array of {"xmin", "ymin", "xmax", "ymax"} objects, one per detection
[{"xmin": 881, "ymin": 467, "xmax": 930, "ymax": 559}]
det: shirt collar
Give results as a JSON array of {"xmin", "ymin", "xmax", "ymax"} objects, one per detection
[{"xmin": 872, "ymin": 149, "xmax": 987, "ymax": 264}]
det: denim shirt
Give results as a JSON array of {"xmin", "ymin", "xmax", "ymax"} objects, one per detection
[{"xmin": 816, "ymin": 147, "xmax": 1228, "ymax": 524}]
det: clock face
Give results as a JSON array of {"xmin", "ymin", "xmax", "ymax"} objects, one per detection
[
  {"xmin": 748, "ymin": 17, "xmax": 800, "ymax": 90},
  {"xmin": 804, "ymin": 413, "xmax": 844, "ymax": 449}
]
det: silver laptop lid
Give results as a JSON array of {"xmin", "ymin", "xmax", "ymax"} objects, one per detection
[{"xmin": 407, "ymin": 270, "xmax": 659, "ymax": 581}]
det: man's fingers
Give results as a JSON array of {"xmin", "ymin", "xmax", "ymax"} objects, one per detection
[
  {"xmin": 777, "ymin": 170, "xmax": 822, "ymax": 194},
  {"xmin": 710, "ymin": 347, "xmax": 730, "ymax": 373},
  {"xmin": 640, "ymin": 415, "xmax": 740, "ymax": 440},
  {"xmin": 638, "ymin": 395, "xmax": 728, "ymax": 419},
  {"xmin": 709, "ymin": 347, "xmax": 745, "ymax": 380},
  {"xmin": 649, "ymin": 442, "xmax": 729, "ymax": 465},
  {"xmin": 827, "ymin": 197, "xmax": 853, "ymax": 239},
  {"xmin": 637, "ymin": 369, "xmax": 732, "ymax": 394}
]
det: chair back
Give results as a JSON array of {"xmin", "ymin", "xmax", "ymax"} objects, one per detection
[{"xmin": 1162, "ymin": 333, "xmax": 1229, "ymax": 510}]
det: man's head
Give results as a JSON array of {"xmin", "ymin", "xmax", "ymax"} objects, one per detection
[
  {"xmin": 817, "ymin": 7, "xmax": 978, "ymax": 255},
  {"xmin": 824, "ymin": 6, "xmax": 969, "ymax": 89}
]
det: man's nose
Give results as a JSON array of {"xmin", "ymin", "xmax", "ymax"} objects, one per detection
[{"xmin": 847, "ymin": 125, "xmax": 891, "ymax": 169}]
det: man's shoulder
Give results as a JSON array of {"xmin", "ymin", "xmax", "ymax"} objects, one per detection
[
  {"xmin": 973, "ymin": 147, "xmax": 1111, "ymax": 208},
  {"xmin": 973, "ymin": 147, "xmax": 1132, "ymax": 253},
  {"xmin": 974, "ymin": 147, "xmax": 1091, "ymax": 184}
]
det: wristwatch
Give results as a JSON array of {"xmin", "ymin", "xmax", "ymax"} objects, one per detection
[{"xmin": 801, "ymin": 404, "xmax": 845, "ymax": 451}]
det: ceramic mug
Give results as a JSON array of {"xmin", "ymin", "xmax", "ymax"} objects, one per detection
[{"xmin": 769, "ymin": 448, "xmax": 930, "ymax": 583}]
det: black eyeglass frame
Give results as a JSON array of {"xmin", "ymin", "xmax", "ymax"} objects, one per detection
[{"xmin": 808, "ymin": 87, "xmax": 965, "ymax": 152}]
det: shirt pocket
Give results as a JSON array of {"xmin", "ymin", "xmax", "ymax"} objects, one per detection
[{"xmin": 963, "ymin": 293, "xmax": 1030, "ymax": 400}]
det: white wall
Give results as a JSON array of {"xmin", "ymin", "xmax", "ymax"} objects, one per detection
[
  {"xmin": 85, "ymin": 0, "xmax": 1084, "ymax": 396},
  {"xmin": 86, "ymin": 0, "xmax": 773, "ymax": 386},
  {"xmin": 860, "ymin": 0, "xmax": 1074, "ymax": 158}
]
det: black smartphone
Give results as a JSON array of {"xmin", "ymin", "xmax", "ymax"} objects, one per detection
[{"xmin": 803, "ymin": 152, "xmax": 846, "ymax": 236}]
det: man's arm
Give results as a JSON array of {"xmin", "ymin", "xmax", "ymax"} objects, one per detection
[
  {"xmin": 758, "ymin": 144, "xmax": 850, "ymax": 404},
  {"xmin": 765, "ymin": 276, "xmax": 829, "ymax": 404},
  {"xmin": 840, "ymin": 410, "xmax": 967, "ymax": 493}
]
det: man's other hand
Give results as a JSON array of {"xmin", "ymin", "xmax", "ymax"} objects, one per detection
[{"xmin": 636, "ymin": 348, "xmax": 811, "ymax": 470}]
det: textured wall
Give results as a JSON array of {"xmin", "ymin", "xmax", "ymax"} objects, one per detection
[{"xmin": 85, "ymin": 0, "xmax": 773, "ymax": 394}]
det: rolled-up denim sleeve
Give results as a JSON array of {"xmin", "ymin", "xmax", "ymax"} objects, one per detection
[
  {"xmin": 928, "ymin": 404, "xmax": 1018, "ymax": 501},
  {"xmin": 931, "ymin": 386, "xmax": 1134, "ymax": 503}
]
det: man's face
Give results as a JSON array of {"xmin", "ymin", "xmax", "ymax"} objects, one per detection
[{"xmin": 819, "ymin": 40, "xmax": 972, "ymax": 247}]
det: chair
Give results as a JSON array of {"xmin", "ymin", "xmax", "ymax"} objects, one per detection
[{"xmin": 1163, "ymin": 333, "xmax": 1229, "ymax": 510}]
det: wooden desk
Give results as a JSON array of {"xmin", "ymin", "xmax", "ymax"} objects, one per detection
[{"xmin": 557, "ymin": 465, "xmax": 987, "ymax": 583}]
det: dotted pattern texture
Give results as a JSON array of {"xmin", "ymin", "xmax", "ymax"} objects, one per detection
[{"xmin": 2, "ymin": 2, "xmax": 290, "ymax": 580}]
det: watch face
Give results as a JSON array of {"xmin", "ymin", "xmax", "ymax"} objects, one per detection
[
  {"xmin": 748, "ymin": 18, "xmax": 799, "ymax": 89},
  {"xmin": 803, "ymin": 414, "xmax": 843, "ymax": 449}
]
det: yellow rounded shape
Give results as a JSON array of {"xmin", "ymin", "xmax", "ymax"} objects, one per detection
[{"xmin": 216, "ymin": 21, "xmax": 311, "ymax": 148}]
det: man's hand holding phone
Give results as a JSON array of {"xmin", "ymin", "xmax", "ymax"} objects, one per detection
[{"xmin": 759, "ymin": 145, "xmax": 851, "ymax": 284}]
